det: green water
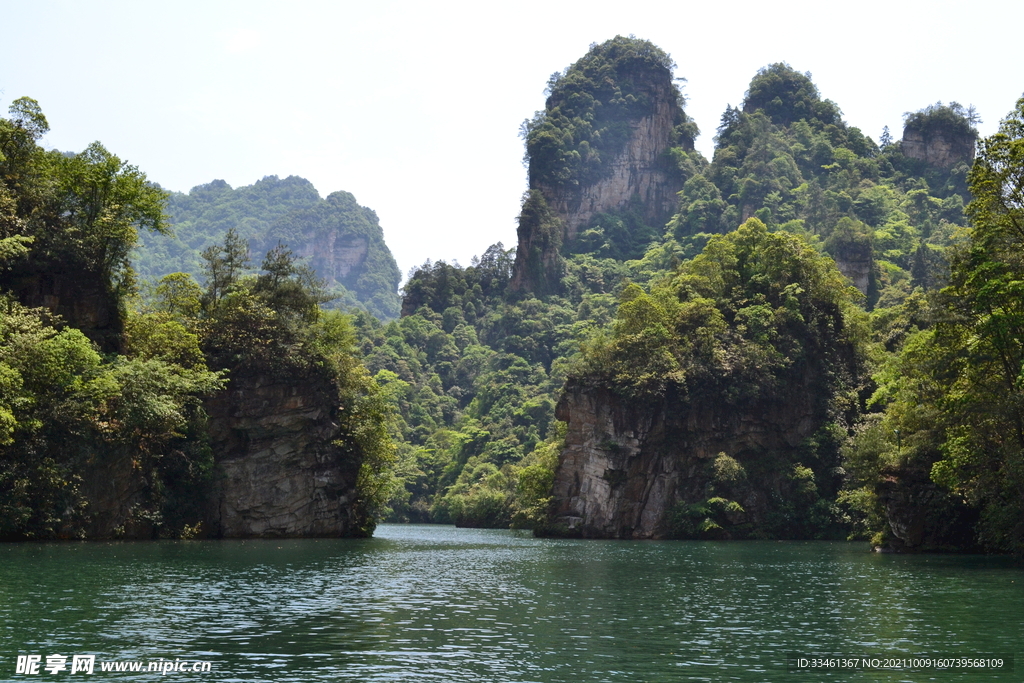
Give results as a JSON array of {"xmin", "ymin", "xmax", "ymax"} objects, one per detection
[{"xmin": 1, "ymin": 525, "xmax": 1021, "ymax": 682}]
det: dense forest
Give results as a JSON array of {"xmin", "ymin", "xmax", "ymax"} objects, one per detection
[
  {"xmin": 0, "ymin": 99, "xmax": 394, "ymax": 540},
  {"xmin": 2, "ymin": 35, "xmax": 1023, "ymax": 553}
]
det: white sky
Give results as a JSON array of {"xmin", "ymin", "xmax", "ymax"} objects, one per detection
[{"xmin": 2, "ymin": 0, "xmax": 1021, "ymax": 279}]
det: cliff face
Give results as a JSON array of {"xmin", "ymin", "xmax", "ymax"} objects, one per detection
[
  {"xmin": 79, "ymin": 448, "xmax": 149, "ymax": 538},
  {"xmin": 833, "ymin": 254, "xmax": 873, "ymax": 296},
  {"xmin": 264, "ymin": 192, "xmax": 400, "ymax": 317},
  {"xmin": 296, "ymin": 234, "xmax": 368, "ymax": 286},
  {"xmin": 511, "ymin": 38, "xmax": 689, "ymax": 294},
  {"xmin": 0, "ymin": 265, "xmax": 122, "ymax": 352},
  {"xmin": 140, "ymin": 179, "xmax": 402, "ymax": 320},
  {"xmin": 876, "ymin": 462, "xmax": 979, "ymax": 552},
  {"xmin": 901, "ymin": 127, "xmax": 975, "ymax": 168},
  {"xmin": 549, "ymin": 379, "xmax": 831, "ymax": 539},
  {"xmin": 203, "ymin": 371, "xmax": 363, "ymax": 537},
  {"xmin": 512, "ymin": 90, "xmax": 685, "ymax": 294},
  {"xmin": 541, "ymin": 91, "xmax": 683, "ymax": 244}
]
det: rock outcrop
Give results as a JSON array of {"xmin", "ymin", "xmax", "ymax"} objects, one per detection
[
  {"xmin": 264, "ymin": 192, "xmax": 398, "ymax": 310},
  {"xmin": 876, "ymin": 462, "xmax": 979, "ymax": 552},
  {"xmin": 296, "ymin": 234, "xmax": 368, "ymax": 286},
  {"xmin": 833, "ymin": 254, "xmax": 873, "ymax": 297},
  {"xmin": 203, "ymin": 370, "xmax": 363, "ymax": 537},
  {"xmin": 0, "ymin": 265, "xmax": 122, "ymax": 352},
  {"xmin": 548, "ymin": 379, "xmax": 837, "ymax": 539},
  {"xmin": 901, "ymin": 126, "xmax": 975, "ymax": 168},
  {"xmin": 79, "ymin": 448, "xmax": 149, "ymax": 538},
  {"xmin": 142, "ymin": 179, "xmax": 402, "ymax": 320},
  {"xmin": 539, "ymin": 91, "xmax": 684, "ymax": 245},
  {"xmin": 511, "ymin": 38, "xmax": 690, "ymax": 294}
]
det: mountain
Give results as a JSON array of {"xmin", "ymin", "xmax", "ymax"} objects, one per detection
[
  {"xmin": 135, "ymin": 175, "xmax": 402, "ymax": 320},
  {"xmin": 374, "ymin": 37, "xmax": 1007, "ymax": 551},
  {"xmin": 512, "ymin": 36, "xmax": 700, "ymax": 294},
  {"xmin": 537, "ymin": 58, "xmax": 981, "ymax": 543}
]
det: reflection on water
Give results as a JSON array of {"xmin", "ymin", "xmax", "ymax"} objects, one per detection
[{"xmin": 1, "ymin": 525, "xmax": 1022, "ymax": 681}]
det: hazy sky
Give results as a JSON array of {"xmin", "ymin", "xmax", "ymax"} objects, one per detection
[{"xmin": 2, "ymin": 0, "xmax": 1021, "ymax": 278}]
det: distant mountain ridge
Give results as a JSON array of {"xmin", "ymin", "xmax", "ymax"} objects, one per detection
[{"xmin": 135, "ymin": 175, "xmax": 401, "ymax": 319}]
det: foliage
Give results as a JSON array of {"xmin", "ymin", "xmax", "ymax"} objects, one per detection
[
  {"xmin": 358, "ymin": 241, "xmax": 595, "ymax": 527},
  {"xmin": 0, "ymin": 98, "xmax": 168, "ymax": 346},
  {"xmin": 0, "ymin": 100, "xmax": 396, "ymax": 539},
  {"xmin": 842, "ymin": 98, "xmax": 1024, "ymax": 552},
  {"xmin": 903, "ymin": 102, "xmax": 980, "ymax": 142},
  {"xmin": 658, "ymin": 69, "xmax": 972, "ymax": 315},
  {"xmin": 0, "ymin": 98, "xmax": 167, "ymax": 285},
  {"xmin": 578, "ymin": 218, "xmax": 862, "ymax": 401},
  {"xmin": 742, "ymin": 63, "xmax": 842, "ymax": 127},
  {"xmin": 0, "ymin": 298, "xmax": 224, "ymax": 539},
  {"xmin": 510, "ymin": 425, "xmax": 564, "ymax": 530},
  {"xmin": 513, "ymin": 191, "xmax": 565, "ymax": 295},
  {"xmin": 924, "ymin": 97, "xmax": 1024, "ymax": 551}
]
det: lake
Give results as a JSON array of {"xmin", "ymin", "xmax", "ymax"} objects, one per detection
[{"xmin": 1, "ymin": 524, "xmax": 1021, "ymax": 681}]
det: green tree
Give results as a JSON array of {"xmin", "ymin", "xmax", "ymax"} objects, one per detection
[
  {"xmin": 926, "ymin": 96, "xmax": 1024, "ymax": 551},
  {"xmin": 200, "ymin": 227, "xmax": 249, "ymax": 307},
  {"xmin": 49, "ymin": 142, "xmax": 167, "ymax": 291}
]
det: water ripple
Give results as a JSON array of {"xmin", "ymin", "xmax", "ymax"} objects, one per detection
[{"xmin": 1, "ymin": 527, "xmax": 1022, "ymax": 681}]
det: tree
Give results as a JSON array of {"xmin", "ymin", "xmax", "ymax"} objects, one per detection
[
  {"xmin": 0, "ymin": 97, "xmax": 49, "ymax": 204},
  {"xmin": 154, "ymin": 272, "xmax": 203, "ymax": 320},
  {"xmin": 201, "ymin": 227, "xmax": 250, "ymax": 306},
  {"xmin": 50, "ymin": 143, "xmax": 167, "ymax": 291},
  {"xmin": 880, "ymin": 126, "xmax": 893, "ymax": 148},
  {"xmin": 253, "ymin": 242, "xmax": 329, "ymax": 324},
  {"xmin": 924, "ymin": 96, "xmax": 1024, "ymax": 551}
]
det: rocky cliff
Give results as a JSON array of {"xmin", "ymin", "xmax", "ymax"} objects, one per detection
[
  {"xmin": 548, "ymin": 379, "xmax": 840, "ymax": 540},
  {"xmin": 538, "ymin": 88, "xmax": 684, "ymax": 244},
  {"xmin": 901, "ymin": 127, "xmax": 975, "ymax": 168},
  {"xmin": 833, "ymin": 254, "xmax": 873, "ymax": 297},
  {"xmin": 296, "ymin": 234, "xmax": 367, "ymax": 285},
  {"xmin": 511, "ymin": 37, "xmax": 691, "ymax": 293},
  {"xmin": 876, "ymin": 462, "xmax": 979, "ymax": 552},
  {"xmin": 202, "ymin": 369, "xmax": 363, "ymax": 538},
  {"xmin": 905, "ymin": 126, "xmax": 974, "ymax": 167},
  {"xmin": 543, "ymin": 220, "xmax": 860, "ymax": 540},
  {"xmin": 0, "ymin": 265, "xmax": 123, "ymax": 352},
  {"xmin": 900, "ymin": 104, "xmax": 976, "ymax": 169},
  {"xmin": 263, "ymin": 191, "xmax": 401, "ymax": 319}
]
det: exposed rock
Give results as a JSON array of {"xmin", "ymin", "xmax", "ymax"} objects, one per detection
[
  {"xmin": 511, "ymin": 43, "xmax": 687, "ymax": 294},
  {"xmin": 901, "ymin": 127, "xmax": 975, "ymax": 168},
  {"xmin": 295, "ymin": 234, "xmax": 369, "ymax": 287},
  {"xmin": 876, "ymin": 463, "xmax": 979, "ymax": 552},
  {"xmin": 203, "ymin": 371, "xmax": 363, "ymax": 537},
  {"xmin": 145, "ymin": 179, "xmax": 402, "ymax": 320},
  {"xmin": 833, "ymin": 254, "xmax": 873, "ymax": 296},
  {"xmin": 547, "ymin": 379, "xmax": 833, "ymax": 539},
  {"xmin": 0, "ymin": 265, "xmax": 122, "ymax": 352},
  {"xmin": 824, "ymin": 220, "xmax": 876, "ymax": 299},
  {"xmin": 509, "ymin": 190, "xmax": 565, "ymax": 296},
  {"xmin": 541, "ymin": 92, "xmax": 683, "ymax": 244},
  {"xmin": 79, "ymin": 448, "xmax": 149, "ymax": 538}
]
